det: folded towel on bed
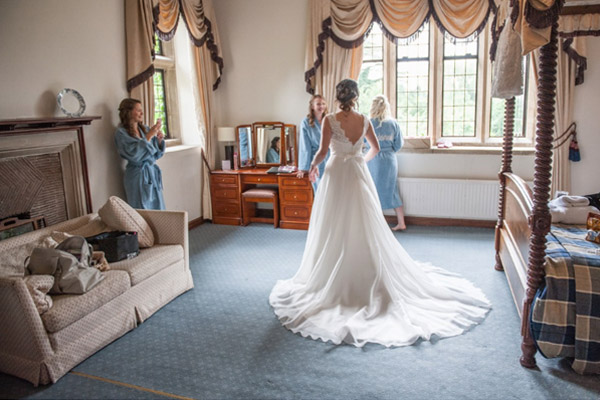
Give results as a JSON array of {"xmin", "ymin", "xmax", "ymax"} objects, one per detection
[
  {"xmin": 553, "ymin": 195, "xmax": 590, "ymax": 207},
  {"xmin": 549, "ymin": 203, "xmax": 600, "ymax": 224}
]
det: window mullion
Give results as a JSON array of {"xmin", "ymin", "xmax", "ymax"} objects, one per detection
[
  {"xmin": 384, "ymin": 36, "xmax": 396, "ymax": 118},
  {"xmin": 431, "ymin": 25, "xmax": 443, "ymax": 144}
]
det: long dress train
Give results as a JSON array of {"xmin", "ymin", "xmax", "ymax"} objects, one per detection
[{"xmin": 269, "ymin": 114, "xmax": 491, "ymax": 347}]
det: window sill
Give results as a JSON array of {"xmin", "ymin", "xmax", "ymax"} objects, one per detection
[
  {"xmin": 400, "ymin": 146, "xmax": 535, "ymax": 155},
  {"xmin": 165, "ymin": 144, "xmax": 201, "ymax": 153}
]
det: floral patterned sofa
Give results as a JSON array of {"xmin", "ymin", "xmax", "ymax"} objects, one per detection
[{"xmin": 0, "ymin": 203, "xmax": 194, "ymax": 386}]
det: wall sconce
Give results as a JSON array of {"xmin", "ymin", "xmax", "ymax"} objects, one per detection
[{"xmin": 218, "ymin": 127, "xmax": 236, "ymax": 170}]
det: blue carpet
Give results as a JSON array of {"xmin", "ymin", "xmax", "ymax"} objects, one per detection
[{"xmin": 1, "ymin": 224, "xmax": 599, "ymax": 399}]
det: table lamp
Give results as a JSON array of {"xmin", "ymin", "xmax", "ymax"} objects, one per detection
[{"xmin": 218, "ymin": 127, "xmax": 236, "ymax": 170}]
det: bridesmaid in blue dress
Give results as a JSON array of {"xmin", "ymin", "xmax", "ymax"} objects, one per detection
[
  {"xmin": 114, "ymin": 98, "xmax": 166, "ymax": 210},
  {"xmin": 365, "ymin": 95, "xmax": 406, "ymax": 230},
  {"xmin": 296, "ymin": 95, "xmax": 329, "ymax": 192},
  {"xmin": 266, "ymin": 137, "xmax": 280, "ymax": 163}
]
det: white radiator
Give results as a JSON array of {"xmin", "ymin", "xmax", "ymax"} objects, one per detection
[{"xmin": 396, "ymin": 178, "xmax": 500, "ymax": 221}]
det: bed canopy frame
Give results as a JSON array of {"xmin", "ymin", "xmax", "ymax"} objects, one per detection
[{"xmin": 493, "ymin": 0, "xmax": 600, "ymax": 369}]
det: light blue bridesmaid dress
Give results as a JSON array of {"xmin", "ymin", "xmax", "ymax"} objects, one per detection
[{"xmin": 365, "ymin": 118, "xmax": 403, "ymax": 210}]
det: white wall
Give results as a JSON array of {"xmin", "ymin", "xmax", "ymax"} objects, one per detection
[
  {"xmin": 213, "ymin": 0, "xmax": 310, "ymax": 127},
  {"xmin": 0, "ymin": 0, "xmax": 203, "ymax": 220},
  {"xmin": 571, "ymin": 37, "xmax": 600, "ymax": 195}
]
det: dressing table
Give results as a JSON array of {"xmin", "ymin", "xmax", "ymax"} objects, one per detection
[{"xmin": 210, "ymin": 122, "xmax": 313, "ymax": 230}]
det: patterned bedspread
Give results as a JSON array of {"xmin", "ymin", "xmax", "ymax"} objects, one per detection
[{"xmin": 530, "ymin": 225, "xmax": 600, "ymax": 374}]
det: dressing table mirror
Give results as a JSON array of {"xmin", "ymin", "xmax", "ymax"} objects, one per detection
[
  {"xmin": 236, "ymin": 125, "xmax": 253, "ymax": 167},
  {"xmin": 235, "ymin": 121, "xmax": 297, "ymax": 168},
  {"xmin": 254, "ymin": 122, "xmax": 284, "ymax": 166},
  {"xmin": 284, "ymin": 125, "xmax": 297, "ymax": 166}
]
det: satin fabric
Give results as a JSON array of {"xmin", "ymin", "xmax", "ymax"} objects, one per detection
[
  {"xmin": 115, "ymin": 125, "xmax": 166, "ymax": 210},
  {"xmin": 298, "ymin": 117, "xmax": 330, "ymax": 192},
  {"xmin": 365, "ymin": 118, "xmax": 404, "ymax": 210},
  {"xmin": 269, "ymin": 113, "xmax": 491, "ymax": 347}
]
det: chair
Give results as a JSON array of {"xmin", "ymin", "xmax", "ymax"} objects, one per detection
[{"xmin": 241, "ymin": 188, "xmax": 279, "ymax": 228}]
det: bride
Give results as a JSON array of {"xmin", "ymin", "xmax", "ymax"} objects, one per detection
[{"xmin": 269, "ymin": 79, "xmax": 491, "ymax": 347}]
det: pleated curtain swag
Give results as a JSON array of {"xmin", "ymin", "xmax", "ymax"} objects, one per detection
[{"xmin": 304, "ymin": 0, "xmax": 496, "ymax": 95}]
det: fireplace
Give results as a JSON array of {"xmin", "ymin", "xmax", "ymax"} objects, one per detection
[{"xmin": 0, "ymin": 117, "xmax": 99, "ymax": 234}]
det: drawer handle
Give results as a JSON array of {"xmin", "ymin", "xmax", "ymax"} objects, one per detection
[
  {"xmin": 293, "ymin": 195, "xmax": 297, "ymax": 199},
  {"xmin": 293, "ymin": 181, "xmax": 297, "ymax": 185},
  {"xmin": 223, "ymin": 192, "xmax": 227, "ymax": 196},
  {"xmin": 294, "ymin": 211, "xmax": 298, "ymax": 215},
  {"xmin": 257, "ymin": 178, "xmax": 261, "ymax": 182}
]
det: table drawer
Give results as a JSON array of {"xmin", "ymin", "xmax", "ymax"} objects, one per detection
[
  {"xmin": 213, "ymin": 188, "xmax": 239, "ymax": 200},
  {"xmin": 279, "ymin": 176, "xmax": 310, "ymax": 188},
  {"xmin": 211, "ymin": 174, "xmax": 238, "ymax": 186},
  {"xmin": 213, "ymin": 202, "xmax": 241, "ymax": 218},
  {"xmin": 241, "ymin": 174, "xmax": 278, "ymax": 184},
  {"xmin": 282, "ymin": 205, "xmax": 311, "ymax": 220},
  {"xmin": 281, "ymin": 189, "xmax": 311, "ymax": 203}
]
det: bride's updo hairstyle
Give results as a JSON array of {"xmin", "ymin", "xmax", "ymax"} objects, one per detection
[{"xmin": 336, "ymin": 79, "xmax": 359, "ymax": 112}]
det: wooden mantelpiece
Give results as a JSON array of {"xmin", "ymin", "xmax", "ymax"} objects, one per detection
[
  {"xmin": 0, "ymin": 116, "xmax": 100, "ymax": 132},
  {"xmin": 0, "ymin": 116, "xmax": 100, "ymax": 225}
]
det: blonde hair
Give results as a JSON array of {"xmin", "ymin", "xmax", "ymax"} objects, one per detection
[
  {"xmin": 307, "ymin": 95, "xmax": 328, "ymax": 127},
  {"xmin": 369, "ymin": 95, "xmax": 392, "ymax": 123}
]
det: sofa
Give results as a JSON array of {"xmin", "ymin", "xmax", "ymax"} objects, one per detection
[{"xmin": 0, "ymin": 208, "xmax": 194, "ymax": 386}]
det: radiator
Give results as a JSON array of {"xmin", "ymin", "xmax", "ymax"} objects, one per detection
[{"xmin": 396, "ymin": 178, "xmax": 500, "ymax": 221}]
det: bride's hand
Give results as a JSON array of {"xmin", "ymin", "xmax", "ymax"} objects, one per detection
[
  {"xmin": 296, "ymin": 170, "xmax": 305, "ymax": 178},
  {"xmin": 308, "ymin": 166, "xmax": 319, "ymax": 183}
]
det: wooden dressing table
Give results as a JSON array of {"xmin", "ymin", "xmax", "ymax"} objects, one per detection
[{"xmin": 210, "ymin": 168, "xmax": 313, "ymax": 230}]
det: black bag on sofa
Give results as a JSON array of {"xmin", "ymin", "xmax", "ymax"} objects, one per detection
[{"xmin": 85, "ymin": 231, "xmax": 139, "ymax": 263}]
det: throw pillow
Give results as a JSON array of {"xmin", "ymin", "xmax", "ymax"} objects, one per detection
[
  {"xmin": 98, "ymin": 196, "xmax": 154, "ymax": 248},
  {"xmin": 23, "ymin": 275, "xmax": 54, "ymax": 314}
]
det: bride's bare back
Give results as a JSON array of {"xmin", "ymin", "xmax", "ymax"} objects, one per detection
[{"xmin": 333, "ymin": 110, "xmax": 366, "ymax": 144}]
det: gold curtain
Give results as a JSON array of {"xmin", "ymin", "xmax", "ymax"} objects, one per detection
[
  {"xmin": 305, "ymin": 0, "xmax": 495, "ymax": 94},
  {"xmin": 305, "ymin": 0, "xmax": 363, "ymax": 109},
  {"xmin": 155, "ymin": 0, "xmax": 224, "ymax": 89},
  {"xmin": 125, "ymin": 0, "xmax": 155, "ymax": 124},
  {"xmin": 191, "ymin": 0, "xmax": 222, "ymax": 219}
]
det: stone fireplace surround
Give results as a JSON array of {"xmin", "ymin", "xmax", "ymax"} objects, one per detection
[{"xmin": 0, "ymin": 117, "xmax": 99, "ymax": 227}]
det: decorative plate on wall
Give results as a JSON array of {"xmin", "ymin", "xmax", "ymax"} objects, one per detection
[{"xmin": 57, "ymin": 88, "xmax": 86, "ymax": 117}]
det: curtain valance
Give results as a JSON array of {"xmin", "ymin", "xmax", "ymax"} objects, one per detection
[
  {"xmin": 126, "ymin": 0, "xmax": 223, "ymax": 92},
  {"xmin": 305, "ymin": 0, "xmax": 495, "ymax": 94},
  {"xmin": 329, "ymin": 0, "xmax": 495, "ymax": 44}
]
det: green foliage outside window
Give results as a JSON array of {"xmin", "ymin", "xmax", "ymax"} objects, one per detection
[{"xmin": 153, "ymin": 69, "xmax": 169, "ymax": 138}]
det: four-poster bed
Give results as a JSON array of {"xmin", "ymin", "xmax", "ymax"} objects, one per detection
[{"xmin": 493, "ymin": 0, "xmax": 600, "ymax": 374}]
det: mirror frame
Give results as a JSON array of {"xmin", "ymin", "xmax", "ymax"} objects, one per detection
[
  {"xmin": 253, "ymin": 121, "xmax": 284, "ymax": 167},
  {"xmin": 235, "ymin": 121, "xmax": 297, "ymax": 169},
  {"xmin": 283, "ymin": 124, "xmax": 297, "ymax": 167},
  {"xmin": 235, "ymin": 124, "xmax": 254, "ymax": 168}
]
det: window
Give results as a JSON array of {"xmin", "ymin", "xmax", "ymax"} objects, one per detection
[
  {"xmin": 397, "ymin": 23, "xmax": 430, "ymax": 137},
  {"xmin": 358, "ymin": 25, "xmax": 384, "ymax": 114},
  {"xmin": 357, "ymin": 23, "xmax": 532, "ymax": 147},
  {"xmin": 153, "ymin": 37, "xmax": 180, "ymax": 142}
]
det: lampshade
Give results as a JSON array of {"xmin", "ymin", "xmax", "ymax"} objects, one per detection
[{"xmin": 217, "ymin": 127, "xmax": 236, "ymax": 142}]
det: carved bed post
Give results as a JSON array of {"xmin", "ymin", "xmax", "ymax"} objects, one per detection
[
  {"xmin": 494, "ymin": 97, "xmax": 516, "ymax": 271},
  {"xmin": 520, "ymin": 21, "xmax": 559, "ymax": 369}
]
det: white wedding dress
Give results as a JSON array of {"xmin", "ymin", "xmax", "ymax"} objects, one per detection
[{"xmin": 269, "ymin": 114, "xmax": 491, "ymax": 347}]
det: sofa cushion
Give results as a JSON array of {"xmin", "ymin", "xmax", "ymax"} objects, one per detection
[
  {"xmin": 41, "ymin": 270, "xmax": 130, "ymax": 333},
  {"xmin": 98, "ymin": 196, "xmax": 154, "ymax": 248},
  {"xmin": 23, "ymin": 275, "xmax": 54, "ymax": 314},
  {"xmin": 109, "ymin": 244, "xmax": 183, "ymax": 286}
]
